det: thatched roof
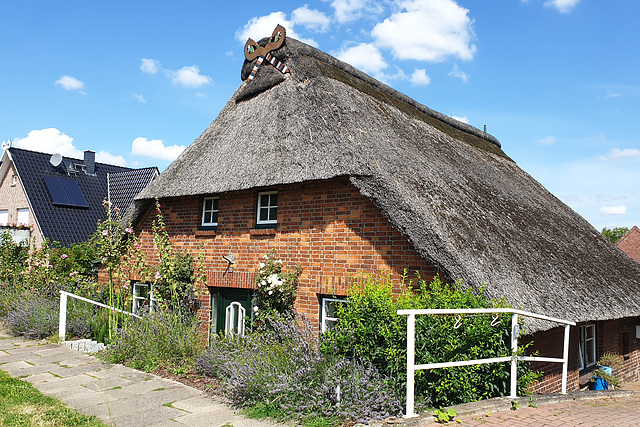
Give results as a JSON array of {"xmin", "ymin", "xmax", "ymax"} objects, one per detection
[{"xmin": 132, "ymin": 37, "xmax": 640, "ymax": 332}]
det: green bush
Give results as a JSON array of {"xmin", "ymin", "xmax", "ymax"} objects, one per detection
[{"xmin": 319, "ymin": 275, "xmax": 540, "ymax": 408}]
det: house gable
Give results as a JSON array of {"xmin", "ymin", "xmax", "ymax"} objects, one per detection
[{"xmin": 617, "ymin": 226, "xmax": 640, "ymax": 264}]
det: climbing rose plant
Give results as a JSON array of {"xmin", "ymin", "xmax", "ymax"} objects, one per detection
[{"xmin": 253, "ymin": 249, "xmax": 302, "ymax": 318}]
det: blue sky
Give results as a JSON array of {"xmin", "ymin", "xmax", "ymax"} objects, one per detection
[{"xmin": 1, "ymin": 0, "xmax": 638, "ymax": 231}]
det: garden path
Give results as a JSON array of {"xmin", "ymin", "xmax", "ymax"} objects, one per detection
[{"xmin": 0, "ymin": 330, "xmax": 283, "ymax": 426}]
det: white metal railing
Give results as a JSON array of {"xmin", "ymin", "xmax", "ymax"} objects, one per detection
[
  {"xmin": 58, "ymin": 290, "xmax": 142, "ymax": 342},
  {"xmin": 396, "ymin": 308, "xmax": 576, "ymax": 418}
]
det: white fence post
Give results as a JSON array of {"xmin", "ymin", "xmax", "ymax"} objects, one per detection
[
  {"xmin": 405, "ymin": 313, "xmax": 416, "ymax": 417},
  {"xmin": 561, "ymin": 323, "xmax": 570, "ymax": 393},
  {"xmin": 58, "ymin": 291, "xmax": 68, "ymax": 342},
  {"xmin": 510, "ymin": 313, "xmax": 519, "ymax": 398}
]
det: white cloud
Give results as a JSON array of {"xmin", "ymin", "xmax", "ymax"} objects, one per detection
[
  {"xmin": 13, "ymin": 128, "xmax": 126, "ymax": 165},
  {"xmin": 605, "ymin": 91, "xmax": 621, "ymax": 98},
  {"xmin": 131, "ymin": 137, "xmax": 186, "ymax": 161},
  {"xmin": 140, "ymin": 58, "xmax": 160, "ymax": 74},
  {"xmin": 538, "ymin": 136, "xmax": 556, "ymax": 145},
  {"xmin": 55, "ymin": 75, "xmax": 86, "ymax": 94},
  {"xmin": 170, "ymin": 66, "xmax": 212, "ymax": 88},
  {"xmin": 13, "ymin": 128, "xmax": 83, "ymax": 158},
  {"xmin": 450, "ymin": 115, "xmax": 469, "ymax": 124},
  {"xmin": 371, "ymin": 0, "xmax": 477, "ymax": 62},
  {"xmin": 134, "ymin": 93, "xmax": 146, "ymax": 103},
  {"xmin": 448, "ymin": 64, "xmax": 469, "ymax": 82},
  {"xmin": 96, "ymin": 151, "xmax": 127, "ymax": 166},
  {"xmin": 335, "ymin": 43, "xmax": 388, "ymax": 75},
  {"xmin": 236, "ymin": 12, "xmax": 318, "ymax": 47},
  {"xmin": 410, "ymin": 68, "xmax": 431, "ymax": 85},
  {"xmin": 543, "ymin": 0, "xmax": 580, "ymax": 13},
  {"xmin": 599, "ymin": 205, "xmax": 627, "ymax": 216},
  {"xmin": 331, "ymin": 0, "xmax": 383, "ymax": 23},
  {"xmin": 600, "ymin": 148, "xmax": 640, "ymax": 161},
  {"xmin": 292, "ymin": 5, "xmax": 330, "ymax": 32}
]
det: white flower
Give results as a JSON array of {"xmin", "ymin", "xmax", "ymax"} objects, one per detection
[
  {"xmin": 259, "ymin": 262, "xmax": 265, "ymax": 269},
  {"xmin": 264, "ymin": 254, "xmax": 268, "ymax": 259},
  {"xmin": 261, "ymin": 280, "xmax": 267, "ymax": 287},
  {"xmin": 268, "ymin": 274, "xmax": 279, "ymax": 284},
  {"xmin": 253, "ymin": 306, "xmax": 259, "ymax": 312},
  {"xmin": 277, "ymin": 259, "xmax": 283, "ymax": 264},
  {"xmin": 268, "ymin": 290, "xmax": 273, "ymax": 295}
]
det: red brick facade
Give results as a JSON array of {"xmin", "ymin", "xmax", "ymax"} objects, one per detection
[
  {"xmin": 526, "ymin": 317, "xmax": 640, "ymax": 393},
  {"xmin": 131, "ymin": 177, "xmax": 438, "ymax": 336}
]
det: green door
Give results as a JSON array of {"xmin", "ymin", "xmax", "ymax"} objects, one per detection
[{"xmin": 209, "ymin": 287, "xmax": 253, "ymax": 338}]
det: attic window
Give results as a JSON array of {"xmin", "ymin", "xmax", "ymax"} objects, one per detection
[
  {"xmin": 43, "ymin": 176, "xmax": 88, "ymax": 208},
  {"xmin": 202, "ymin": 197, "xmax": 219, "ymax": 227},
  {"xmin": 257, "ymin": 191, "xmax": 277, "ymax": 225},
  {"xmin": 11, "ymin": 175, "xmax": 17, "ymax": 186}
]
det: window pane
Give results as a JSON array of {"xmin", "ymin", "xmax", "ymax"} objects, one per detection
[
  {"xmin": 259, "ymin": 208, "xmax": 268, "ymax": 221},
  {"xmin": 0, "ymin": 211, "xmax": 7, "ymax": 226},
  {"xmin": 212, "ymin": 198, "xmax": 219, "ymax": 210},
  {"xmin": 260, "ymin": 194, "xmax": 269, "ymax": 207},
  {"xmin": 204, "ymin": 199, "xmax": 212, "ymax": 211},
  {"xmin": 17, "ymin": 209, "xmax": 29, "ymax": 225},
  {"xmin": 204, "ymin": 212, "xmax": 212, "ymax": 224},
  {"xmin": 270, "ymin": 207, "xmax": 277, "ymax": 221},
  {"xmin": 211, "ymin": 211, "xmax": 218, "ymax": 223},
  {"xmin": 270, "ymin": 193, "xmax": 277, "ymax": 206}
]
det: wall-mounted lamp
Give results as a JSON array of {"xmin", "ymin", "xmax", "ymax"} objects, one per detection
[{"xmin": 223, "ymin": 253, "xmax": 235, "ymax": 273}]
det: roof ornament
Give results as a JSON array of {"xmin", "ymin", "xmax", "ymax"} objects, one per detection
[
  {"xmin": 1, "ymin": 140, "xmax": 11, "ymax": 152},
  {"xmin": 240, "ymin": 24, "xmax": 289, "ymax": 91}
]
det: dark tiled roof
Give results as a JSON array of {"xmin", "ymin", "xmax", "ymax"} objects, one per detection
[
  {"xmin": 10, "ymin": 147, "xmax": 131, "ymax": 246},
  {"xmin": 108, "ymin": 167, "xmax": 158, "ymax": 216}
]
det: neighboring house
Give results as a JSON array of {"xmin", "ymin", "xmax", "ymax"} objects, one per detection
[
  {"xmin": 617, "ymin": 226, "xmax": 640, "ymax": 264},
  {"xmin": 123, "ymin": 33, "xmax": 640, "ymax": 392},
  {"xmin": 0, "ymin": 147, "xmax": 157, "ymax": 247}
]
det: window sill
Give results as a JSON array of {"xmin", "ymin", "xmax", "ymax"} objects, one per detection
[
  {"xmin": 195, "ymin": 228, "xmax": 217, "ymax": 237},
  {"xmin": 250, "ymin": 228, "xmax": 276, "ymax": 236}
]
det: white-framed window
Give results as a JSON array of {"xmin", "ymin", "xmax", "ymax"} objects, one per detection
[
  {"xmin": 579, "ymin": 323, "xmax": 596, "ymax": 370},
  {"xmin": 132, "ymin": 282, "xmax": 156, "ymax": 315},
  {"xmin": 257, "ymin": 191, "xmax": 278, "ymax": 225},
  {"xmin": 0, "ymin": 210, "xmax": 8, "ymax": 226},
  {"xmin": 321, "ymin": 297, "xmax": 347, "ymax": 333},
  {"xmin": 17, "ymin": 208, "xmax": 29, "ymax": 226},
  {"xmin": 202, "ymin": 196, "xmax": 219, "ymax": 226}
]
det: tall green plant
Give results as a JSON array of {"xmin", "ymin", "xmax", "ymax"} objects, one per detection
[{"xmin": 319, "ymin": 275, "xmax": 540, "ymax": 408}]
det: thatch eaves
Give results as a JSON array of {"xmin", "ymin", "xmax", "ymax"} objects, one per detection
[{"xmin": 131, "ymin": 37, "xmax": 640, "ymax": 332}]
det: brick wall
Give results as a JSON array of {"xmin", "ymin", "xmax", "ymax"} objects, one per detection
[
  {"xmin": 524, "ymin": 316, "xmax": 640, "ymax": 393},
  {"xmin": 131, "ymin": 177, "xmax": 438, "ymax": 338},
  {"xmin": 0, "ymin": 162, "xmax": 43, "ymax": 248}
]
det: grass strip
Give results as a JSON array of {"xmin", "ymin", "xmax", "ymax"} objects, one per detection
[{"xmin": 0, "ymin": 369, "xmax": 105, "ymax": 426}]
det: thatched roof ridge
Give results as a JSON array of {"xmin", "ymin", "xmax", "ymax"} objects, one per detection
[{"xmin": 130, "ymin": 37, "xmax": 640, "ymax": 332}]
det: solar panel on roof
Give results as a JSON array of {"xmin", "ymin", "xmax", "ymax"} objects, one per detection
[{"xmin": 43, "ymin": 176, "xmax": 88, "ymax": 208}]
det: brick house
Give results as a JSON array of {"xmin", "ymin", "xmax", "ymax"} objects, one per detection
[
  {"xmin": 123, "ymin": 33, "xmax": 640, "ymax": 393},
  {"xmin": 0, "ymin": 146, "xmax": 157, "ymax": 247},
  {"xmin": 617, "ymin": 226, "xmax": 640, "ymax": 264}
]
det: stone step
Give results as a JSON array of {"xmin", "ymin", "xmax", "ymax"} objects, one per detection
[{"xmin": 62, "ymin": 338, "xmax": 105, "ymax": 353}]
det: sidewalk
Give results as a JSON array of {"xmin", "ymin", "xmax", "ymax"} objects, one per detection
[{"xmin": 0, "ymin": 330, "xmax": 282, "ymax": 427}]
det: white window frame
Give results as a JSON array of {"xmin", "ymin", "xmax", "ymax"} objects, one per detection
[
  {"xmin": 132, "ymin": 282, "xmax": 155, "ymax": 315},
  {"xmin": 0, "ymin": 210, "xmax": 8, "ymax": 226},
  {"xmin": 579, "ymin": 323, "xmax": 596, "ymax": 370},
  {"xmin": 17, "ymin": 208, "xmax": 29, "ymax": 226},
  {"xmin": 201, "ymin": 196, "xmax": 219, "ymax": 227},
  {"xmin": 321, "ymin": 297, "xmax": 347, "ymax": 333},
  {"xmin": 257, "ymin": 191, "xmax": 278, "ymax": 225}
]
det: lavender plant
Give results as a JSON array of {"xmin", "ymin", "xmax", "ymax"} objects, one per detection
[
  {"xmin": 6, "ymin": 293, "xmax": 58, "ymax": 339},
  {"xmin": 196, "ymin": 314, "xmax": 402, "ymax": 424}
]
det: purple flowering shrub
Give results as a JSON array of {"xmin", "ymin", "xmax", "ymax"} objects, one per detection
[
  {"xmin": 6, "ymin": 293, "xmax": 58, "ymax": 339},
  {"xmin": 100, "ymin": 310, "xmax": 204, "ymax": 373},
  {"xmin": 196, "ymin": 313, "xmax": 402, "ymax": 423}
]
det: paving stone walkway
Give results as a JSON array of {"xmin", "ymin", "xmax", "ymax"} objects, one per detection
[{"xmin": 0, "ymin": 331, "xmax": 282, "ymax": 426}]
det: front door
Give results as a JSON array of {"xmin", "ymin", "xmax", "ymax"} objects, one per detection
[{"xmin": 209, "ymin": 287, "xmax": 253, "ymax": 339}]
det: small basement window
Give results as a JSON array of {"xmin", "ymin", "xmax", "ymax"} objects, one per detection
[
  {"xmin": 257, "ymin": 191, "xmax": 277, "ymax": 225},
  {"xmin": 202, "ymin": 197, "xmax": 219, "ymax": 227},
  {"xmin": 132, "ymin": 282, "xmax": 156, "ymax": 315},
  {"xmin": 321, "ymin": 297, "xmax": 347, "ymax": 333}
]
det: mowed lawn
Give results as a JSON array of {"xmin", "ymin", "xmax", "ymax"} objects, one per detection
[{"xmin": 0, "ymin": 369, "xmax": 104, "ymax": 426}]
